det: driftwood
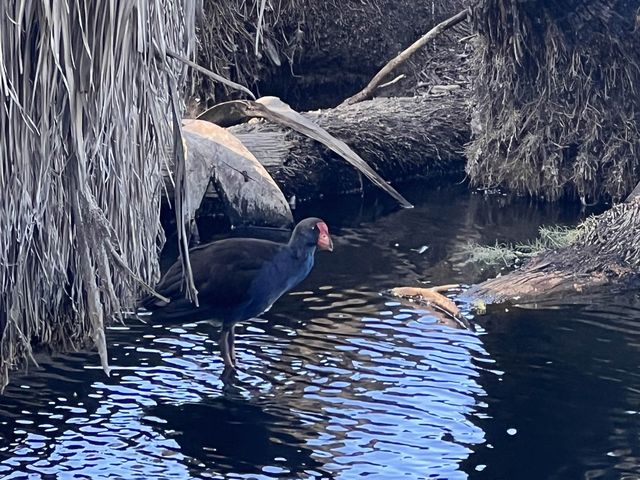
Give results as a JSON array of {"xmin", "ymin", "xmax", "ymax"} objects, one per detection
[
  {"xmin": 389, "ymin": 285, "xmax": 472, "ymax": 329},
  {"xmin": 390, "ymin": 286, "xmax": 462, "ymax": 318},
  {"xmin": 226, "ymin": 93, "xmax": 470, "ymax": 204}
]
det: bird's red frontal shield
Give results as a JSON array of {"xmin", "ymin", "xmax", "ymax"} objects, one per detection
[{"xmin": 316, "ymin": 222, "xmax": 334, "ymax": 251}]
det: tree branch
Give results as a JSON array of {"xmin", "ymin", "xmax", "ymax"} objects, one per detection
[{"xmin": 341, "ymin": 9, "xmax": 469, "ymax": 106}]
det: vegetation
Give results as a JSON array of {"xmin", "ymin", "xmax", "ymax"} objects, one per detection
[
  {"xmin": 463, "ymin": 225, "xmax": 586, "ymax": 269},
  {"xmin": 464, "ymin": 0, "xmax": 640, "ymax": 302},
  {"xmin": 468, "ymin": 197, "xmax": 640, "ymax": 302},
  {"xmin": 0, "ymin": 1, "xmax": 195, "ymax": 389},
  {"xmin": 193, "ymin": 0, "xmax": 470, "ymax": 108},
  {"xmin": 467, "ymin": 0, "xmax": 640, "ymax": 202},
  {"xmin": 1, "ymin": 0, "xmax": 638, "ymax": 388}
]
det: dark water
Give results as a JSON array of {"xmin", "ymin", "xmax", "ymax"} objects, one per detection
[{"xmin": 1, "ymin": 185, "xmax": 639, "ymax": 479}]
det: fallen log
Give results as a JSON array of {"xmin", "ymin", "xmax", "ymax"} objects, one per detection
[
  {"xmin": 198, "ymin": 96, "xmax": 414, "ymax": 208},
  {"xmin": 229, "ymin": 92, "xmax": 470, "ymax": 204},
  {"xmin": 160, "ymin": 92, "xmax": 469, "ymax": 227},
  {"xmin": 464, "ymin": 197, "xmax": 640, "ymax": 305}
]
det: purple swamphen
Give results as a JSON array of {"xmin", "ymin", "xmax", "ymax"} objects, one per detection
[{"xmin": 140, "ymin": 217, "xmax": 333, "ymax": 369}]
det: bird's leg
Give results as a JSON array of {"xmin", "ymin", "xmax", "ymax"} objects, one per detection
[
  {"xmin": 219, "ymin": 328, "xmax": 233, "ymax": 368},
  {"xmin": 227, "ymin": 324, "xmax": 236, "ymax": 367}
]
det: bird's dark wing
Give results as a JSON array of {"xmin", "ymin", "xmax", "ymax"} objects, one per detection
[{"xmin": 142, "ymin": 238, "xmax": 284, "ymax": 312}]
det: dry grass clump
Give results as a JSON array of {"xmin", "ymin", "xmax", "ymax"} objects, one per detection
[
  {"xmin": 467, "ymin": 0, "xmax": 640, "ymax": 202},
  {"xmin": 0, "ymin": 1, "xmax": 194, "ymax": 389}
]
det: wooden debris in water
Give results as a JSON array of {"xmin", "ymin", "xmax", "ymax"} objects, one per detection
[{"xmin": 390, "ymin": 285, "xmax": 463, "ymax": 322}]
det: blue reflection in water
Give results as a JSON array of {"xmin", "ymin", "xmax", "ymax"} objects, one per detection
[
  {"xmin": 293, "ymin": 312, "xmax": 488, "ymax": 479},
  {"xmin": 0, "ymin": 291, "xmax": 492, "ymax": 479},
  {"xmin": 0, "ymin": 186, "xmax": 582, "ymax": 479}
]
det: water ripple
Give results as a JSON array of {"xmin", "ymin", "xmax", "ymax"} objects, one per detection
[{"xmin": 2, "ymin": 186, "xmax": 584, "ymax": 479}]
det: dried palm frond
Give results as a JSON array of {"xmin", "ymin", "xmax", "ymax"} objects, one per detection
[
  {"xmin": 467, "ymin": 0, "xmax": 640, "ymax": 202},
  {"xmin": 0, "ymin": 1, "xmax": 195, "ymax": 389}
]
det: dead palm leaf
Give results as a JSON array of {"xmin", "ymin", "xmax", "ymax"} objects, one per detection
[{"xmin": 0, "ymin": 0, "xmax": 196, "ymax": 389}]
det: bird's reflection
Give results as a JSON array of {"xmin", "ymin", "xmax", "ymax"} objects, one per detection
[{"xmin": 144, "ymin": 397, "xmax": 330, "ymax": 478}]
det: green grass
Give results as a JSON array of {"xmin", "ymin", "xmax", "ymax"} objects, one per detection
[{"xmin": 463, "ymin": 225, "xmax": 585, "ymax": 269}]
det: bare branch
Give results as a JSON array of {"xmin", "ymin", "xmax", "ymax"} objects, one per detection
[{"xmin": 342, "ymin": 9, "xmax": 469, "ymax": 106}]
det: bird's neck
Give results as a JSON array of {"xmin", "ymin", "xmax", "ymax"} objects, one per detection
[{"xmin": 288, "ymin": 241, "xmax": 316, "ymax": 261}]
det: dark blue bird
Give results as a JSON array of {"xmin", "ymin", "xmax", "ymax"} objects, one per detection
[{"xmin": 140, "ymin": 217, "xmax": 333, "ymax": 369}]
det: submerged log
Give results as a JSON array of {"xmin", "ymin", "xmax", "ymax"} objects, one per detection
[
  {"xmin": 228, "ymin": 92, "xmax": 470, "ymax": 204},
  {"xmin": 390, "ymin": 286, "xmax": 464, "ymax": 322}
]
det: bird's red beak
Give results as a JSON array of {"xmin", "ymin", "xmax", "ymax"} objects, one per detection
[{"xmin": 316, "ymin": 221, "xmax": 333, "ymax": 252}]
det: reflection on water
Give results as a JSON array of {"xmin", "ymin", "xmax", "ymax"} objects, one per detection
[
  {"xmin": 0, "ymin": 300, "xmax": 489, "ymax": 479},
  {"xmin": 468, "ymin": 295, "xmax": 640, "ymax": 480},
  {"xmin": 145, "ymin": 399, "xmax": 325, "ymax": 477},
  {"xmin": 0, "ymin": 184, "xmax": 636, "ymax": 479}
]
